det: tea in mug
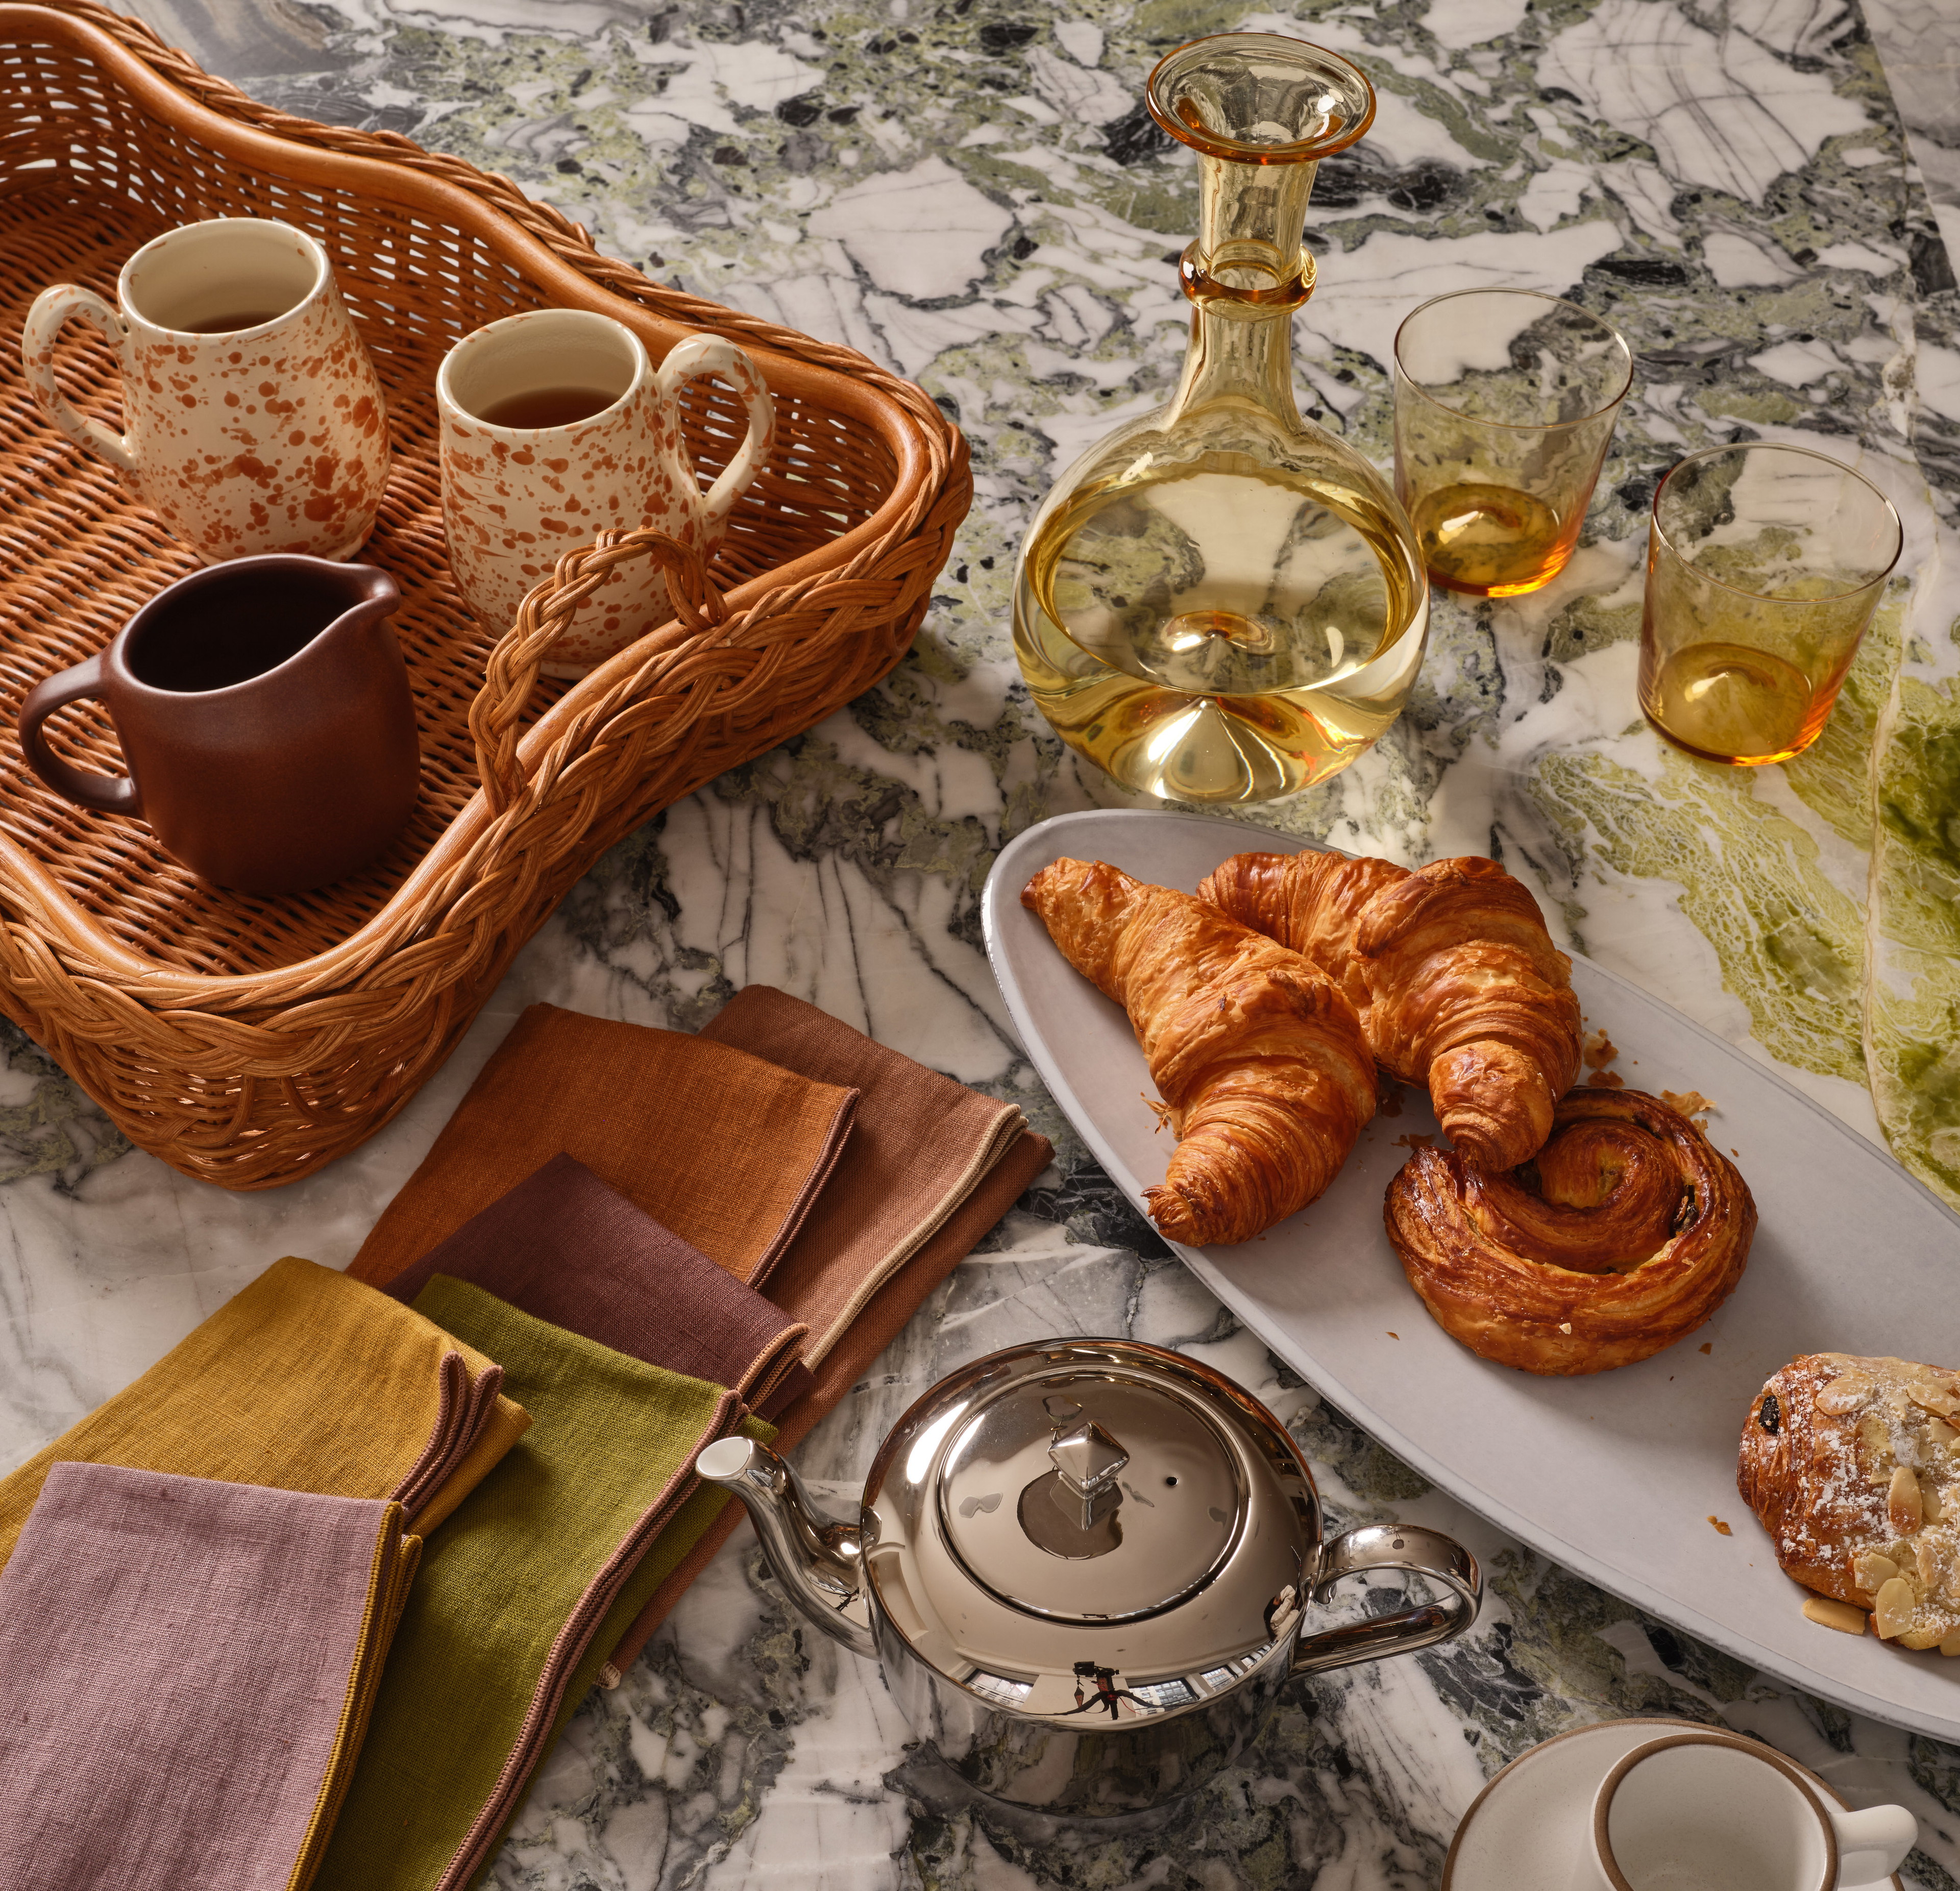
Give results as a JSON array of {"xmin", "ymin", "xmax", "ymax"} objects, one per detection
[{"xmin": 474, "ymin": 385, "xmax": 621, "ymax": 429}]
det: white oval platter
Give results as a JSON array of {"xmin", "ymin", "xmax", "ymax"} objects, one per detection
[{"xmin": 982, "ymin": 807, "xmax": 1960, "ymax": 1743}]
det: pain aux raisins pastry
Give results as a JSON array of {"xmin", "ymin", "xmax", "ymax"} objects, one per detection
[
  {"xmin": 1382, "ymin": 1087, "xmax": 1756, "ymax": 1375},
  {"xmin": 1739, "ymin": 1354, "xmax": 1960, "ymax": 1652}
]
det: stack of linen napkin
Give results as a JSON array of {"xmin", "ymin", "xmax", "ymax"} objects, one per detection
[{"xmin": 0, "ymin": 987, "xmax": 1048, "ymax": 1891}]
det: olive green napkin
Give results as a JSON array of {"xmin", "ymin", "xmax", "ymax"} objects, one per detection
[{"xmin": 313, "ymin": 1276, "xmax": 765, "ymax": 1891}]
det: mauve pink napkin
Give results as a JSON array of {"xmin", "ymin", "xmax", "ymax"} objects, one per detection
[{"xmin": 0, "ymin": 1461, "xmax": 417, "ymax": 1891}]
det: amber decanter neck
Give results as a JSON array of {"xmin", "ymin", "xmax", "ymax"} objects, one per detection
[{"xmin": 1145, "ymin": 34, "xmax": 1375, "ymax": 426}]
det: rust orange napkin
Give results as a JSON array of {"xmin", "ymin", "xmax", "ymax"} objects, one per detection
[
  {"xmin": 350, "ymin": 1005, "xmax": 859, "ymax": 1288},
  {"xmin": 0, "ymin": 1462, "xmax": 418, "ymax": 1891},
  {"xmin": 0, "ymin": 1258, "xmax": 529, "ymax": 1569}
]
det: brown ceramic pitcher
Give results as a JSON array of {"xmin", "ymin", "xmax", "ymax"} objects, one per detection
[{"xmin": 18, "ymin": 556, "xmax": 420, "ymax": 895}]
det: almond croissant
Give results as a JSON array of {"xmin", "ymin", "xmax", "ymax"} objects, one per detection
[
  {"xmin": 1021, "ymin": 858, "xmax": 1376, "ymax": 1246},
  {"xmin": 1199, "ymin": 851, "xmax": 1581, "ymax": 1170}
]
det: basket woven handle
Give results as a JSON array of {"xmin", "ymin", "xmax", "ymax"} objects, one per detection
[{"xmin": 470, "ymin": 527, "xmax": 728, "ymax": 817}]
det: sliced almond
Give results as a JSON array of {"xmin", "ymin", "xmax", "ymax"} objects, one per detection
[
  {"xmin": 1919, "ymin": 1539, "xmax": 1946, "ymax": 1589},
  {"xmin": 1817, "ymin": 1372, "xmax": 1874, "ymax": 1415},
  {"xmin": 1891, "ymin": 1465, "xmax": 1925, "ymax": 1534},
  {"xmin": 1861, "ymin": 1413, "xmax": 1893, "ymax": 1475},
  {"xmin": 1874, "ymin": 1576, "xmax": 1917, "ymax": 1640},
  {"xmin": 1910, "ymin": 1381, "xmax": 1960, "ymax": 1418},
  {"xmin": 1928, "ymin": 1419, "xmax": 1959, "ymax": 1446},
  {"xmin": 1926, "ymin": 1484, "xmax": 1945, "ymax": 1524},
  {"xmin": 1854, "ymin": 1549, "xmax": 1901, "ymax": 1593},
  {"xmin": 1803, "ymin": 1594, "xmax": 1869, "ymax": 1636}
]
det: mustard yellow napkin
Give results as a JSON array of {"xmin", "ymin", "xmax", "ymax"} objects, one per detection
[{"xmin": 0, "ymin": 1257, "xmax": 529, "ymax": 1569}]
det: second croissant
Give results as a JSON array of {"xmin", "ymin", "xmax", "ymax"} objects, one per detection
[{"xmin": 1199, "ymin": 850, "xmax": 1582, "ymax": 1171}]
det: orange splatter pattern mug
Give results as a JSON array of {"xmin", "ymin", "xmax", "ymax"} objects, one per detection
[{"xmin": 20, "ymin": 217, "xmax": 390, "ymax": 563}]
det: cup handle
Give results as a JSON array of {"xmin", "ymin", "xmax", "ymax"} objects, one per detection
[
  {"xmin": 654, "ymin": 334, "xmax": 776, "ymax": 537},
  {"xmin": 21, "ymin": 285, "xmax": 137, "ymax": 474},
  {"xmin": 1289, "ymin": 1524, "xmax": 1481, "ymax": 1676},
  {"xmin": 18, "ymin": 655, "xmax": 140, "ymax": 816},
  {"xmin": 1831, "ymin": 1802, "xmax": 1917, "ymax": 1886}
]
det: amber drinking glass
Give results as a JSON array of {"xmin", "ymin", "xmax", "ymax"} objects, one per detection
[
  {"xmin": 1637, "ymin": 443, "xmax": 1902, "ymax": 766},
  {"xmin": 1393, "ymin": 290, "xmax": 1632, "ymax": 598}
]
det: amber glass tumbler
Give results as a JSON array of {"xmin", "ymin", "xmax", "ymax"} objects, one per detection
[
  {"xmin": 1393, "ymin": 290, "xmax": 1631, "ymax": 598},
  {"xmin": 1638, "ymin": 443, "xmax": 1902, "ymax": 766}
]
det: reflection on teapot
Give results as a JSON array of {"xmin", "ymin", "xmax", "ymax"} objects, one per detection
[{"xmin": 699, "ymin": 1338, "xmax": 1480, "ymax": 1816}]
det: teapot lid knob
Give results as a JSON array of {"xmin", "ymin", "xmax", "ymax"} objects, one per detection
[{"xmin": 1047, "ymin": 1417, "xmax": 1130, "ymax": 1502}]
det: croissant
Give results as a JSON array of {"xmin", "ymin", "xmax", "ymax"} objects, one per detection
[
  {"xmin": 1021, "ymin": 857, "xmax": 1376, "ymax": 1246},
  {"xmin": 1739, "ymin": 1354, "xmax": 1960, "ymax": 1651},
  {"xmin": 1382, "ymin": 1087, "xmax": 1755, "ymax": 1374},
  {"xmin": 1200, "ymin": 851, "xmax": 1581, "ymax": 1170}
]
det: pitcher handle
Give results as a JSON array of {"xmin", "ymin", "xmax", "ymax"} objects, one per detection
[
  {"xmin": 469, "ymin": 524, "xmax": 728, "ymax": 816},
  {"xmin": 18, "ymin": 655, "xmax": 140, "ymax": 816},
  {"xmin": 655, "ymin": 335, "xmax": 776, "ymax": 537},
  {"xmin": 21, "ymin": 285, "xmax": 137, "ymax": 474},
  {"xmin": 1289, "ymin": 1524, "xmax": 1481, "ymax": 1677}
]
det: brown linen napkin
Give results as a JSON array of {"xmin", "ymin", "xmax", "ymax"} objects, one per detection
[
  {"xmin": 0, "ymin": 1462, "xmax": 419, "ymax": 1891},
  {"xmin": 349, "ymin": 1005, "xmax": 859, "ymax": 1289},
  {"xmin": 381, "ymin": 1153, "xmax": 810, "ymax": 1415},
  {"xmin": 700, "ymin": 985, "xmax": 1032, "ymax": 1360}
]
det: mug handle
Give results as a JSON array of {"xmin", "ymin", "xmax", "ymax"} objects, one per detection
[
  {"xmin": 1289, "ymin": 1524, "xmax": 1481, "ymax": 1676},
  {"xmin": 655, "ymin": 334, "xmax": 776, "ymax": 537},
  {"xmin": 18, "ymin": 656, "xmax": 140, "ymax": 815},
  {"xmin": 21, "ymin": 285, "xmax": 137, "ymax": 473},
  {"xmin": 1832, "ymin": 1801, "xmax": 1918, "ymax": 1885}
]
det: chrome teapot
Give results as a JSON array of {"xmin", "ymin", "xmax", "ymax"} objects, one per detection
[{"xmin": 698, "ymin": 1338, "xmax": 1480, "ymax": 1815}]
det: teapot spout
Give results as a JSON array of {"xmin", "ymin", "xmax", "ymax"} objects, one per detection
[{"xmin": 696, "ymin": 1436, "xmax": 876, "ymax": 1657}]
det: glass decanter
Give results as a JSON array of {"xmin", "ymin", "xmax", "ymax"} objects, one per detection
[{"xmin": 1013, "ymin": 33, "xmax": 1430, "ymax": 805}]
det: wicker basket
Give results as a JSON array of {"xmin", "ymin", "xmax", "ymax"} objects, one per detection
[{"xmin": 0, "ymin": 1, "xmax": 969, "ymax": 1188}]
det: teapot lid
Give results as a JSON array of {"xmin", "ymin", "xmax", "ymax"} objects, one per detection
[
  {"xmin": 859, "ymin": 1339, "xmax": 1321, "ymax": 1713},
  {"xmin": 938, "ymin": 1375, "xmax": 1245, "ymax": 1622}
]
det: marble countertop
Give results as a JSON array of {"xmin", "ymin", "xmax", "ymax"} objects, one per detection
[{"xmin": 8, "ymin": 0, "xmax": 1960, "ymax": 1884}]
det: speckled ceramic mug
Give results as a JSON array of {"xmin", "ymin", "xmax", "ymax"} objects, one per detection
[
  {"xmin": 436, "ymin": 308, "xmax": 774, "ymax": 678},
  {"xmin": 20, "ymin": 217, "xmax": 390, "ymax": 563}
]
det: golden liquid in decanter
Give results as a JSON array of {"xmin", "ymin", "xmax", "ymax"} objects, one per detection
[
  {"xmin": 1014, "ymin": 461, "xmax": 1428, "ymax": 803},
  {"xmin": 1410, "ymin": 481, "xmax": 1570, "ymax": 598}
]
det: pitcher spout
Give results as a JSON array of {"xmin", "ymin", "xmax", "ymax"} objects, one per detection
[{"xmin": 696, "ymin": 1436, "xmax": 876, "ymax": 1658}]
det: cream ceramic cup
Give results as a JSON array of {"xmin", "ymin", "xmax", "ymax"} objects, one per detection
[
  {"xmin": 436, "ymin": 309, "xmax": 774, "ymax": 678},
  {"xmin": 1579, "ymin": 1732, "xmax": 1916, "ymax": 1891},
  {"xmin": 21, "ymin": 217, "xmax": 389, "ymax": 562}
]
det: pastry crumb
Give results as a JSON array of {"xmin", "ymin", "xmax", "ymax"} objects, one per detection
[
  {"xmin": 1662, "ymin": 1088, "xmax": 1715, "ymax": 1119},
  {"xmin": 1802, "ymin": 1595, "xmax": 1869, "ymax": 1636},
  {"xmin": 1386, "ymin": 1331, "xmax": 1399, "ymax": 1340},
  {"xmin": 1392, "ymin": 1132, "xmax": 1435, "ymax": 1151},
  {"xmin": 1558, "ymin": 1321, "xmax": 1573, "ymax": 1334},
  {"xmin": 1586, "ymin": 1068, "xmax": 1626, "ymax": 1089},
  {"xmin": 1699, "ymin": 1342, "xmax": 1712, "ymax": 1355},
  {"xmin": 1708, "ymin": 1516, "xmax": 1733, "ymax": 1536},
  {"xmin": 1583, "ymin": 1028, "xmax": 1618, "ymax": 1070}
]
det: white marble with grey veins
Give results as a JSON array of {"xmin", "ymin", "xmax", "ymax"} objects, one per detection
[{"xmin": 6, "ymin": 0, "xmax": 1960, "ymax": 1883}]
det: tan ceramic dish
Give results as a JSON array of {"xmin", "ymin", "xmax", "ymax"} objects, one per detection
[{"xmin": 0, "ymin": 2, "xmax": 967, "ymax": 1187}]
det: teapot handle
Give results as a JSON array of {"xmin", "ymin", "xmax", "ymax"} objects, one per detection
[{"xmin": 1289, "ymin": 1524, "xmax": 1481, "ymax": 1677}]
